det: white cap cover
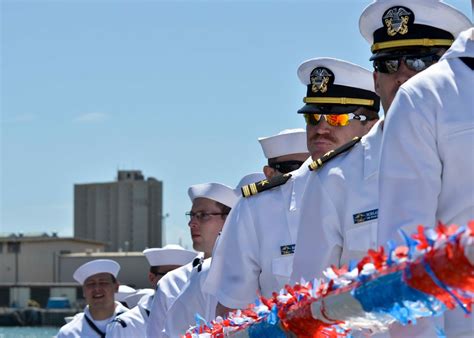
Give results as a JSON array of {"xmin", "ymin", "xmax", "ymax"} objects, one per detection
[
  {"xmin": 124, "ymin": 288, "xmax": 155, "ymax": 308},
  {"xmin": 188, "ymin": 183, "xmax": 239, "ymax": 208},
  {"xmin": 359, "ymin": 0, "xmax": 472, "ymax": 54},
  {"xmin": 73, "ymin": 259, "xmax": 120, "ymax": 285},
  {"xmin": 115, "ymin": 285, "xmax": 136, "ymax": 302},
  {"xmin": 143, "ymin": 244, "xmax": 197, "ymax": 267},
  {"xmin": 258, "ymin": 129, "xmax": 308, "ymax": 159}
]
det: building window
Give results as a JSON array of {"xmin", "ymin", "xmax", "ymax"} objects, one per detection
[{"xmin": 7, "ymin": 242, "xmax": 20, "ymax": 253}]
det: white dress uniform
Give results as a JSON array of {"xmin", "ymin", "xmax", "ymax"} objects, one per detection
[
  {"xmin": 56, "ymin": 302, "xmax": 128, "ymax": 338},
  {"xmin": 291, "ymin": 121, "xmax": 440, "ymax": 337},
  {"xmin": 162, "ymin": 258, "xmax": 217, "ymax": 337},
  {"xmin": 204, "ymin": 157, "xmax": 313, "ymax": 308},
  {"xmin": 378, "ymin": 27, "xmax": 474, "ymax": 338},
  {"xmin": 291, "ymin": 120, "xmax": 383, "ymax": 283},
  {"xmin": 105, "ymin": 293, "xmax": 153, "ymax": 338},
  {"xmin": 146, "ymin": 256, "xmax": 201, "ymax": 338}
]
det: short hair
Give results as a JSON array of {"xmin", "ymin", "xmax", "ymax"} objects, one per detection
[
  {"xmin": 215, "ymin": 201, "xmax": 231, "ymax": 219},
  {"xmin": 149, "ymin": 266, "xmax": 159, "ymax": 275}
]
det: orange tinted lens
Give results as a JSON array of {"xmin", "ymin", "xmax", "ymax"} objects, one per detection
[{"xmin": 326, "ymin": 114, "xmax": 350, "ymax": 126}]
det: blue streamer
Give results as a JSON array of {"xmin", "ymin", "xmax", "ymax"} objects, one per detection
[
  {"xmin": 386, "ymin": 240, "xmax": 397, "ymax": 267},
  {"xmin": 266, "ymin": 304, "xmax": 278, "ymax": 325},
  {"xmin": 194, "ymin": 313, "xmax": 210, "ymax": 331},
  {"xmin": 348, "ymin": 259, "xmax": 358, "ymax": 272},
  {"xmin": 436, "ymin": 325, "xmax": 447, "ymax": 338},
  {"xmin": 352, "ymin": 270, "xmax": 442, "ymax": 324},
  {"xmin": 398, "ymin": 228, "xmax": 418, "ymax": 259},
  {"xmin": 421, "ymin": 259, "xmax": 470, "ymax": 314},
  {"xmin": 248, "ymin": 321, "xmax": 286, "ymax": 338}
]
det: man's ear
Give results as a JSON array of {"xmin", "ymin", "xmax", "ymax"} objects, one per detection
[
  {"xmin": 147, "ymin": 272, "xmax": 156, "ymax": 285},
  {"xmin": 263, "ymin": 166, "xmax": 274, "ymax": 180},
  {"xmin": 114, "ymin": 282, "xmax": 119, "ymax": 293},
  {"xmin": 373, "ymin": 71, "xmax": 380, "ymax": 95}
]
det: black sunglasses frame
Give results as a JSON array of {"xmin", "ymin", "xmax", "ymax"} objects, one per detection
[
  {"xmin": 373, "ymin": 53, "xmax": 441, "ymax": 74},
  {"xmin": 268, "ymin": 160, "xmax": 305, "ymax": 174}
]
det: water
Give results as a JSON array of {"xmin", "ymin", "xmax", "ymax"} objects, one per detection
[{"xmin": 0, "ymin": 327, "xmax": 59, "ymax": 338}]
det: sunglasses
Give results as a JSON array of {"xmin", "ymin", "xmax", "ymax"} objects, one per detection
[
  {"xmin": 373, "ymin": 53, "xmax": 441, "ymax": 74},
  {"xmin": 268, "ymin": 160, "xmax": 305, "ymax": 174},
  {"xmin": 304, "ymin": 113, "xmax": 371, "ymax": 127}
]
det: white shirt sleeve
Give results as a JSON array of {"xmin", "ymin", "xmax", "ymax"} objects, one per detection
[
  {"xmin": 204, "ymin": 198, "xmax": 262, "ymax": 309},
  {"xmin": 145, "ymin": 286, "xmax": 169, "ymax": 338},
  {"xmin": 378, "ymin": 86, "xmax": 441, "ymax": 246}
]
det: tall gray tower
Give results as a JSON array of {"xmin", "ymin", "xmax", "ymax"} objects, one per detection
[{"xmin": 74, "ymin": 170, "xmax": 163, "ymax": 251}]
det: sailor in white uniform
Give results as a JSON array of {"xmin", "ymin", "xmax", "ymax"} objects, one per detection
[
  {"xmin": 160, "ymin": 173, "xmax": 276, "ymax": 337},
  {"xmin": 204, "ymin": 57, "xmax": 380, "ymax": 317},
  {"xmin": 291, "ymin": 1, "xmax": 471, "ymax": 336},
  {"xmin": 56, "ymin": 259, "xmax": 128, "ymax": 338},
  {"xmin": 378, "ymin": 27, "xmax": 474, "ymax": 338},
  {"xmin": 106, "ymin": 245, "xmax": 196, "ymax": 338},
  {"xmin": 146, "ymin": 182, "xmax": 238, "ymax": 337},
  {"xmin": 258, "ymin": 128, "xmax": 309, "ymax": 179}
]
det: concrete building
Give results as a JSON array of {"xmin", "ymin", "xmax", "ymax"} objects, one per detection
[
  {"xmin": 0, "ymin": 233, "xmax": 105, "ymax": 307},
  {"xmin": 74, "ymin": 170, "xmax": 163, "ymax": 251},
  {"xmin": 0, "ymin": 233, "xmax": 163, "ymax": 307}
]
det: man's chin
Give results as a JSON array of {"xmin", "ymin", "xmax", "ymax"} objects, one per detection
[{"xmin": 311, "ymin": 148, "xmax": 333, "ymax": 160}]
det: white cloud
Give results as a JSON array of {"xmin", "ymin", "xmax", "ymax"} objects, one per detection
[
  {"xmin": 2, "ymin": 113, "xmax": 37, "ymax": 124},
  {"xmin": 74, "ymin": 112, "xmax": 110, "ymax": 123}
]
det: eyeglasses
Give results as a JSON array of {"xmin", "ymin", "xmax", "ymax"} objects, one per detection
[
  {"xmin": 373, "ymin": 53, "xmax": 441, "ymax": 74},
  {"xmin": 304, "ymin": 113, "xmax": 371, "ymax": 127},
  {"xmin": 268, "ymin": 160, "xmax": 305, "ymax": 174},
  {"xmin": 185, "ymin": 211, "xmax": 228, "ymax": 222}
]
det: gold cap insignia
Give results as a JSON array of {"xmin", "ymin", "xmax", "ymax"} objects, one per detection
[
  {"xmin": 310, "ymin": 67, "xmax": 333, "ymax": 94},
  {"xmin": 383, "ymin": 7, "xmax": 412, "ymax": 37}
]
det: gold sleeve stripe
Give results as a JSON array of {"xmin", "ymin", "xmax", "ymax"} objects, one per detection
[
  {"xmin": 242, "ymin": 186, "xmax": 251, "ymax": 197},
  {"xmin": 303, "ymin": 97, "xmax": 374, "ymax": 106},
  {"xmin": 250, "ymin": 183, "xmax": 258, "ymax": 195},
  {"xmin": 371, "ymin": 38, "xmax": 453, "ymax": 52}
]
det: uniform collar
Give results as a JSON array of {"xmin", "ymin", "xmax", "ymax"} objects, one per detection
[{"xmin": 361, "ymin": 118, "xmax": 384, "ymax": 180}]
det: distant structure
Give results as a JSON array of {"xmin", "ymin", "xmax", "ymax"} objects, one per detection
[{"xmin": 74, "ymin": 170, "xmax": 163, "ymax": 251}]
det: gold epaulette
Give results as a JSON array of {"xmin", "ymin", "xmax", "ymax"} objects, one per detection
[
  {"xmin": 309, "ymin": 136, "xmax": 361, "ymax": 171},
  {"xmin": 241, "ymin": 173, "xmax": 292, "ymax": 198}
]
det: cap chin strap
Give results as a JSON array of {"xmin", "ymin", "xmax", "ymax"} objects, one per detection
[
  {"xmin": 303, "ymin": 97, "xmax": 375, "ymax": 107},
  {"xmin": 371, "ymin": 38, "xmax": 453, "ymax": 53}
]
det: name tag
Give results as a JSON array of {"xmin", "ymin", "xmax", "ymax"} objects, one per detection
[
  {"xmin": 280, "ymin": 244, "xmax": 295, "ymax": 255},
  {"xmin": 353, "ymin": 209, "xmax": 378, "ymax": 224}
]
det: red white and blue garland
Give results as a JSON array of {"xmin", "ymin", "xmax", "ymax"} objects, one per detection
[{"xmin": 183, "ymin": 222, "xmax": 474, "ymax": 337}]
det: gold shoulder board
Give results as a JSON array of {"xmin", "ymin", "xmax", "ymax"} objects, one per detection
[
  {"xmin": 309, "ymin": 136, "xmax": 361, "ymax": 171},
  {"xmin": 241, "ymin": 173, "xmax": 292, "ymax": 198}
]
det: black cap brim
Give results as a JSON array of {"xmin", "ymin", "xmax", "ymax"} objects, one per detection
[
  {"xmin": 297, "ymin": 104, "xmax": 363, "ymax": 115},
  {"xmin": 370, "ymin": 47, "xmax": 441, "ymax": 61}
]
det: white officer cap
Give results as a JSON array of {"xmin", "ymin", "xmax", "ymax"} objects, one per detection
[
  {"xmin": 143, "ymin": 244, "xmax": 197, "ymax": 267},
  {"xmin": 188, "ymin": 183, "xmax": 239, "ymax": 208},
  {"xmin": 73, "ymin": 259, "xmax": 120, "ymax": 285},
  {"xmin": 235, "ymin": 172, "xmax": 266, "ymax": 193},
  {"xmin": 359, "ymin": 0, "xmax": 472, "ymax": 60},
  {"xmin": 115, "ymin": 285, "xmax": 136, "ymax": 302},
  {"xmin": 297, "ymin": 57, "xmax": 380, "ymax": 114},
  {"xmin": 258, "ymin": 129, "xmax": 308, "ymax": 159},
  {"xmin": 124, "ymin": 288, "xmax": 155, "ymax": 308}
]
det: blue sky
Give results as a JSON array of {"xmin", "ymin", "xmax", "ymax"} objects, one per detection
[{"xmin": 1, "ymin": 0, "xmax": 471, "ymax": 250}]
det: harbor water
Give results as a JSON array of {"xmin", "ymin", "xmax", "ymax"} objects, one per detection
[{"xmin": 0, "ymin": 327, "xmax": 59, "ymax": 338}]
